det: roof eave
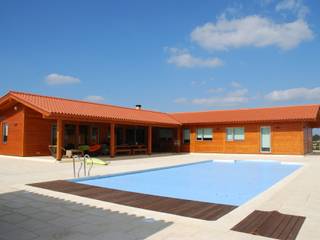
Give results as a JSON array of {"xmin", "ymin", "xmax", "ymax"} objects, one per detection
[
  {"xmin": 7, "ymin": 93, "xmax": 51, "ymax": 116},
  {"xmin": 178, "ymin": 118, "xmax": 317, "ymax": 125},
  {"xmin": 45, "ymin": 113, "xmax": 181, "ymax": 127}
]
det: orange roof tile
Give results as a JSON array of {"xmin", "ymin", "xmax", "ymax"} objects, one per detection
[
  {"xmin": 170, "ymin": 105, "xmax": 320, "ymax": 124},
  {"xmin": 5, "ymin": 91, "xmax": 181, "ymax": 126},
  {"xmin": 1, "ymin": 91, "xmax": 319, "ymax": 125}
]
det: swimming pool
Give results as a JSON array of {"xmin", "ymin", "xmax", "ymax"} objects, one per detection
[{"xmin": 72, "ymin": 160, "xmax": 301, "ymax": 206}]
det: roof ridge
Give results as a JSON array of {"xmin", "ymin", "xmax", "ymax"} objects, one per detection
[
  {"xmin": 9, "ymin": 90, "xmax": 169, "ymax": 115},
  {"xmin": 169, "ymin": 104, "xmax": 320, "ymax": 115}
]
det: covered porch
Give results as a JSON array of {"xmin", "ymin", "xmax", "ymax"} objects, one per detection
[{"xmin": 52, "ymin": 119, "xmax": 181, "ymax": 160}]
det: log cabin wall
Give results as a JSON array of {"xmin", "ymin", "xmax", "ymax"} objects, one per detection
[
  {"xmin": 0, "ymin": 103, "xmax": 24, "ymax": 156},
  {"xmin": 271, "ymin": 122, "xmax": 304, "ymax": 154},
  {"xmin": 23, "ymin": 107, "xmax": 55, "ymax": 156},
  {"xmin": 180, "ymin": 122, "xmax": 306, "ymax": 155}
]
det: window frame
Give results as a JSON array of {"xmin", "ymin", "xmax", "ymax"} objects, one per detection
[
  {"xmin": 2, "ymin": 122, "xmax": 8, "ymax": 144},
  {"xmin": 226, "ymin": 127, "xmax": 234, "ymax": 141},
  {"xmin": 91, "ymin": 127, "xmax": 100, "ymax": 144},
  {"xmin": 196, "ymin": 128, "xmax": 213, "ymax": 141},
  {"xmin": 234, "ymin": 127, "xmax": 245, "ymax": 141},
  {"xmin": 260, "ymin": 126, "xmax": 271, "ymax": 153},
  {"xmin": 159, "ymin": 128, "xmax": 173, "ymax": 141},
  {"xmin": 182, "ymin": 128, "xmax": 190, "ymax": 144},
  {"xmin": 51, "ymin": 124, "xmax": 57, "ymax": 145},
  {"xmin": 226, "ymin": 127, "xmax": 245, "ymax": 141}
]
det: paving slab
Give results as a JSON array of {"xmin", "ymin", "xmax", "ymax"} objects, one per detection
[{"xmin": 0, "ymin": 153, "xmax": 319, "ymax": 239}]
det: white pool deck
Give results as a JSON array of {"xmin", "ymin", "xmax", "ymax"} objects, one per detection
[{"xmin": 1, "ymin": 153, "xmax": 320, "ymax": 240}]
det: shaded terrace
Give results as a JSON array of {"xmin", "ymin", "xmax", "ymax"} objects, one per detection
[
  {"xmin": 0, "ymin": 91, "xmax": 181, "ymax": 160},
  {"xmin": 52, "ymin": 121, "xmax": 181, "ymax": 160}
]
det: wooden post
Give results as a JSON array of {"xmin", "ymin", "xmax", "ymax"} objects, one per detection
[
  {"xmin": 147, "ymin": 126, "xmax": 152, "ymax": 155},
  {"xmin": 110, "ymin": 123, "xmax": 115, "ymax": 157},
  {"xmin": 176, "ymin": 127, "xmax": 181, "ymax": 153},
  {"xmin": 56, "ymin": 119, "xmax": 63, "ymax": 160},
  {"xmin": 190, "ymin": 127, "xmax": 195, "ymax": 153}
]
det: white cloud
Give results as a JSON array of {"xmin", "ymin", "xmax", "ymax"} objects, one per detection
[
  {"xmin": 191, "ymin": 15, "xmax": 313, "ymax": 51},
  {"xmin": 276, "ymin": 0, "xmax": 309, "ymax": 19},
  {"xmin": 192, "ymin": 87, "xmax": 249, "ymax": 107},
  {"xmin": 230, "ymin": 81, "xmax": 242, "ymax": 88},
  {"xmin": 166, "ymin": 48, "xmax": 223, "ymax": 68},
  {"xmin": 191, "ymin": 80, "xmax": 207, "ymax": 86},
  {"xmin": 207, "ymin": 87, "xmax": 224, "ymax": 94},
  {"xmin": 220, "ymin": 4, "xmax": 243, "ymax": 19},
  {"xmin": 45, "ymin": 73, "xmax": 80, "ymax": 85},
  {"xmin": 265, "ymin": 87, "xmax": 320, "ymax": 102},
  {"xmin": 84, "ymin": 95, "xmax": 105, "ymax": 103},
  {"xmin": 228, "ymin": 88, "xmax": 249, "ymax": 97},
  {"xmin": 173, "ymin": 97, "xmax": 188, "ymax": 104}
]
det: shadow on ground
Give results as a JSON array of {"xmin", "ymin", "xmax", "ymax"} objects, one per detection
[
  {"xmin": 59, "ymin": 153, "xmax": 189, "ymax": 164},
  {"xmin": 0, "ymin": 190, "xmax": 172, "ymax": 240}
]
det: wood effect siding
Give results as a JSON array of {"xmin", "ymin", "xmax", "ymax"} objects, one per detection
[
  {"xmin": 23, "ymin": 107, "xmax": 55, "ymax": 156},
  {"xmin": 0, "ymin": 103, "xmax": 313, "ymax": 157},
  {"xmin": 181, "ymin": 122, "xmax": 306, "ymax": 155},
  {"xmin": 271, "ymin": 122, "xmax": 304, "ymax": 155},
  {"xmin": 0, "ymin": 104, "xmax": 24, "ymax": 156}
]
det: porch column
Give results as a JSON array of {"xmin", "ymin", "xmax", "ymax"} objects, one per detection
[
  {"xmin": 110, "ymin": 123, "xmax": 115, "ymax": 157},
  {"xmin": 147, "ymin": 126, "xmax": 152, "ymax": 155},
  {"xmin": 176, "ymin": 127, "xmax": 181, "ymax": 153},
  {"xmin": 56, "ymin": 119, "xmax": 63, "ymax": 160}
]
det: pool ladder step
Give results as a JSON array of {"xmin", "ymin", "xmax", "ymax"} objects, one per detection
[{"xmin": 72, "ymin": 154, "xmax": 94, "ymax": 178}]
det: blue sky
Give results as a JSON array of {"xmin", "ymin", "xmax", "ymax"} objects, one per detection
[{"xmin": 1, "ymin": 0, "xmax": 320, "ymax": 113}]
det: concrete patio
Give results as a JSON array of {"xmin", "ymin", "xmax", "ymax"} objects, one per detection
[{"xmin": 1, "ymin": 153, "xmax": 320, "ymax": 239}]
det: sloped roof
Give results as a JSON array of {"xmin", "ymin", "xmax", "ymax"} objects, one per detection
[
  {"xmin": 170, "ymin": 105, "xmax": 320, "ymax": 124},
  {"xmin": 1, "ymin": 91, "xmax": 180, "ymax": 126},
  {"xmin": 0, "ymin": 91, "xmax": 319, "ymax": 125}
]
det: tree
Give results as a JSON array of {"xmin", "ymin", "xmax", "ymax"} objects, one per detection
[{"xmin": 313, "ymin": 134, "xmax": 320, "ymax": 141}]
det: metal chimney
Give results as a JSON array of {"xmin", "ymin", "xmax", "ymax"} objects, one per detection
[{"xmin": 135, "ymin": 104, "xmax": 142, "ymax": 110}]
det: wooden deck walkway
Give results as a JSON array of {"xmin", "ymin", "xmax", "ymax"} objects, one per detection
[
  {"xmin": 231, "ymin": 210, "xmax": 305, "ymax": 240},
  {"xmin": 29, "ymin": 180, "xmax": 236, "ymax": 221}
]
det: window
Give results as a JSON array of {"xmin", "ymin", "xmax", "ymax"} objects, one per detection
[
  {"xmin": 51, "ymin": 124, "xmax": 57, "ymax": 145},
  {"xmin": 135, "ymin": 127, "xmax": 146, "ymax": 145},
  {"xmin": 226, "ymin": 128, "xmax": 233, "ymax": 141},
  {"xmin": 234, "ymin": 127, "xmax": 245, "ymax": 140},
  {"xmin": 91, "ymin": 127, "xmax": 100, "ymax": 144},
  {"xmin": 226, "ymin": 127, "xmax": 245, "ymax": 141},
  {"xmin": 183, "ymin": 128, "xmax": 190, "ymax": 144},
  {"xmin": 64, "ymin": 124, "xmax": 76, "ymax": 148},
  {"xmin": 196, "ymin": 128, "xmax": 212, "ymax": 141},
  {"xmin": 261, "ymin": 126, "xmax": 271, "ymax": 152},
  {"xmin": 2, "ymin": 123, "xmax": 8, "ymax": 144},
  {"xmin": 79, "ymin": 125, "xmax": 89, "ymax": 145},
  {"xmin": 159, "ymin": 129, "xmax": 173, "ymax": 141}
]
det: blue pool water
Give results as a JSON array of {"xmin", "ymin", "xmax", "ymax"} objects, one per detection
[{"xmin": 72, "ymin": 160, "xmax": 301, "ymax": 206}]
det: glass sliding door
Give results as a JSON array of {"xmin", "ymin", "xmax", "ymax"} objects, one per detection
[
  {"xmin": 260, "ymin": 126, "xmax": 271, "ymax": 153},
  {"xmin": 79, "ymin": 125, "xmax": 89, "ymax": 145},
  {"xmin": 91, "ymin": 127, "xmax": 100, "ymax": 144}
]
